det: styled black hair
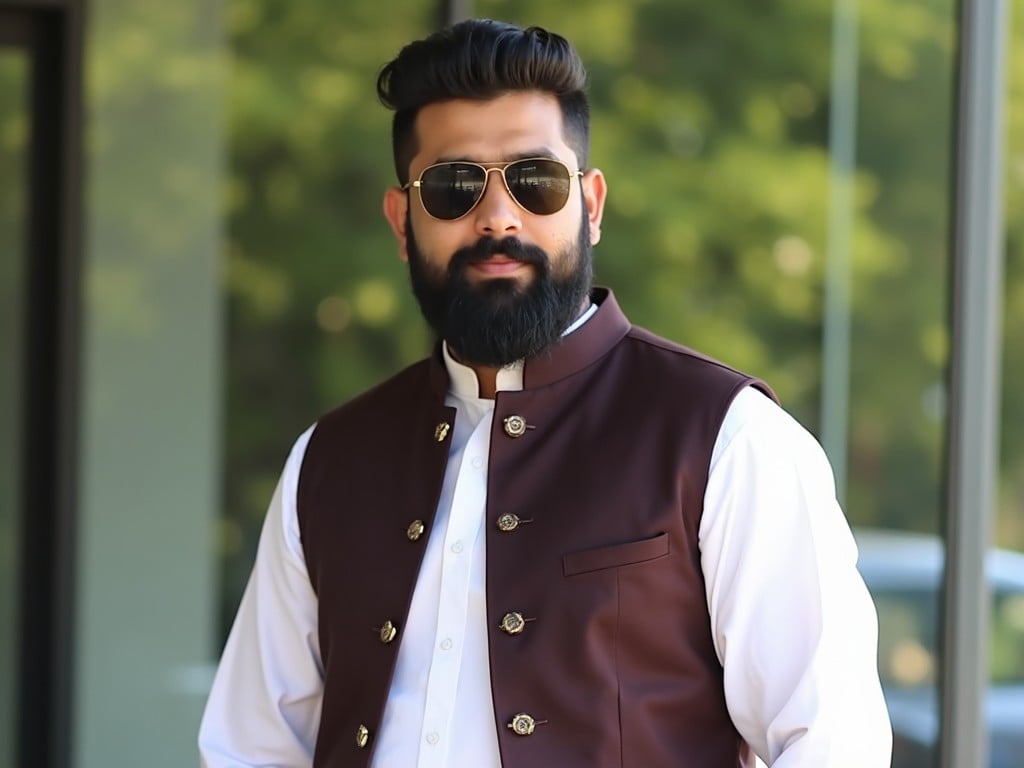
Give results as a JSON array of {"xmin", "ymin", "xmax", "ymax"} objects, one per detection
[{"xmin": 377, "ymin": 19, "xmax": 590, "ymax": 184}]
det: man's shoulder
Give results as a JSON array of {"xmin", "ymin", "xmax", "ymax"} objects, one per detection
[{"xmin": 619, "ymin": 324, "xmax": 762, "ymax": 386}]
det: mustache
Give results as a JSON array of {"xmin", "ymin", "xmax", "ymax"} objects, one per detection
[{"xmin": 448, "ymin": 236, "xmax": 550, "ymax": 276}]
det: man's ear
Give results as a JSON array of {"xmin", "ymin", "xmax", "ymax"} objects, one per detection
[
  {"xmin": 383, "ymin": 186, "xmax": 410, "ymax": 262},
  {"xmin": 581, "ymin": 168, "xmax": 607, "ymax": 246}
]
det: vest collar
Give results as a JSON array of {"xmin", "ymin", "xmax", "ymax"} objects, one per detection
[{"xmin": 426, "ymin": 287, "xmax": 631, "ymax": 396}]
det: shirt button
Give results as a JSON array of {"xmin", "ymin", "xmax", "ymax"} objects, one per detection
[
  {"xmin": 451, "ymin": 540, "xmax": 464, "ymax": 554},
  {"xmin": 471, "ymin": 455, "xmax": 484, "ymax": 469},
  {"xmin": 426, "ymin": 732, "xmax": 440, "ymax": 745},
  {"xmin": 440, "ymin": 638, "xmax": 453, "ymax": 651}
]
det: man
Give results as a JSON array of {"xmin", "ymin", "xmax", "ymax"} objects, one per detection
[{"xmin": 200, "ymin": 19, "xmax": 892, "ymax": 768}]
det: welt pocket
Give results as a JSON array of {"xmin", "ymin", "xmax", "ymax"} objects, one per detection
[{"xmin": 562, "ymin": 532, "xmax": 670, "ymax": 576}]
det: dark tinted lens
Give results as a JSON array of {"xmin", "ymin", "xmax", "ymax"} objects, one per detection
[
  {"xmin": 504, "ymin": 159, "xmax": 571, "ymax": 215},
  {"xmin": 419, "ymin": 163, "xmax": 486, "ymax": 220}
]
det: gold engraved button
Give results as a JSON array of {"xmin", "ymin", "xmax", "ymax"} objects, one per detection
[
  {"xmin": 507, "ymin": 713, "xmax": 537, "ymax": 736},
  {"xmin": 502, "ymin": 415, "xmax": 527, "ymax": 437},
  {"xmin": 379, "ymin": 620, "xmax": 397, "ymax": 644},
  {"xmin": 500, "ymin": 611, "xmax": 526, "ymax": 635},
  {"xmin": 356, "ymin": 724, "xmax": 369, "ymax": 748},
  {"xmin": 496, "ymin": 513, "xmax": 520, "ymax": 532},
  {"xmin": 407, "ymin": 519, "xmax": 425, "ymax": 541},
  {"xmin": 434, "ymin": 421, "xmax": 451, "ymax": 442}
]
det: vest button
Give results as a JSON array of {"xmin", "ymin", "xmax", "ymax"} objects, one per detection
[
  {"xmin": 406, "ymin": 519, "xmax": 425, "ymax": 541},
  {"xmin": 496, "ymin": 513, "xmax": 520, "ymax": 532},
  {"xmin": 434, "ymin": 421, "xmax": 450, "ymax": 442},
  {"xmin": 502, "ymin": 415, "xmax": 527, "ymax": 437},
  {"xmin": 356, "ymin": 724, "xmax": 370, "ymax": 748},
  {"xmin": 379, "ymin": 620, "xmax": 397, "ymax": 644},
  {"xmin": 499, "ymin": 611, "xmax": 526, "ymax": 635},
  {"xmin": 507, "ymin": 713, "xmax": 537, "ymax": 736}
]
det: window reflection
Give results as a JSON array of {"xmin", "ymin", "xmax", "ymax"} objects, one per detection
[
  {"xmin": 875, "ymin": 590, "xmax": 937, "ymax": 687},
  {"xmin": 859, "ymin": 527, "xmax": 1024, "ymax": 766}
]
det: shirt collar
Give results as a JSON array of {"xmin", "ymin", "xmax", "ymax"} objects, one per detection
[{"xmin": 442, "ymin": 301, "xmax": 601, "ymax": 399}]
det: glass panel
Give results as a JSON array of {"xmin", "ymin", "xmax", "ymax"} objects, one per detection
[
  {"xmin": 994, "ymin": 2, "xmax": 1024, "ymax": 766},
  {"xmin": 843, "ymin": 5, "xmax": 956, "ymax": 762},
  {"xmin": 221, "ymin": 0, "xmax": 437, "ymax": 634},
  {"xmin": 0, "ymin": 45, "xmax": 30, "ymax": 768},
  {"xmin": 469, "ymin": 1, "xmax": 959, "ymax": 765},
  {"xmin": 73, "ymin": 3, "xmax": 224, "ymax": 766}
]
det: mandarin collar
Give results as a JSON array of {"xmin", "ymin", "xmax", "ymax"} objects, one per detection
[
  {"xmin": 443, "ymin": 344, "xmax": 524, "ymax": 398},
  {"xmin": 426, "ymin": 287, "xmax": 631, "ymax": 397}
]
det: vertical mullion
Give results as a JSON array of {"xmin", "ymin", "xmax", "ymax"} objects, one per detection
[
  {"xmin": 820, "ymin": 0, "xmax": 859, "ymax": 504},
  {"xmin": 13, "ymin": 3, "xmax": 83, "ymax": 767},
  {"xmin": 52, "ymin": 1, "xmax": 84, "ymax": 764},
  {"xmin": 17, "ymin": 10, "xmax": 59, "ymax": 766},
  {"xmin": 941, "ymin": 1, "xmax": 1009, "ymax": 767}
]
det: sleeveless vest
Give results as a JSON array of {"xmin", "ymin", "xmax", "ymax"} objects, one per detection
[{"xmin": 297, "ymin": 288, "xmax": 771, "ymax": 767}]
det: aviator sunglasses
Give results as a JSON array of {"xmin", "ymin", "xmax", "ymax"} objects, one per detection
[{"xmin": 403, "ymin": 157, "xmax": 583, "ymax": 221}]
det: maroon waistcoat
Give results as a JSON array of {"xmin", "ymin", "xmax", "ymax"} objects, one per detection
[{"xmin": 298, "ymin": 288, "xmax": 771, "ymax": 767}]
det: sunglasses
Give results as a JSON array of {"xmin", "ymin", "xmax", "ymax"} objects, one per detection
[{"xmin": 403, "ymin": 157, "xmax": 583, "ymax": 221}]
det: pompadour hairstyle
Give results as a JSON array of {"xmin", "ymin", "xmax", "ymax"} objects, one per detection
[{"xmin": 377, "ymin": 19, "xmax": 590, "ymax": 184}]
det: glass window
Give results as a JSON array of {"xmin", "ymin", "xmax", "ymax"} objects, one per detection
[
  {"xmin": 472, "ymin": 0, "xmax": 958, "ymax": 763},
  {"xmin": 994, "ymin": 4, "xmax": 1024, "ymax": 766},
  {"xmin": 221, "ymin": 0, "xmax": 438, "ymax": 634},
  {"xmin": 999, "ymin": 0, "xmax": 1024, "ymax": 586},
  {"xmin": 72, "ymin": 3, "xmax": 224, "ymax": 766}
]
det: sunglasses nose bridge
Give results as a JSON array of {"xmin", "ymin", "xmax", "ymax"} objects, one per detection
[
  {"xmin": 474, "ymin": 165, "xmax": 520, "ymax": 211},
  {"xmin": 480, "ymin": 165, "xmax": 508, "ymax": 193}
]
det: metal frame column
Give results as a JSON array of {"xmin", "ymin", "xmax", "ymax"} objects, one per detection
[
  {"xmin": 1, "ymin": 1, "xmax": 84, "ymax": 766},
  {"xmin": 941, "ymin": 1, "xmax": 1010, "ymax": 766}
]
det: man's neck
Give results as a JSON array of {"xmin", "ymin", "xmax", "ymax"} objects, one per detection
[
  {"xmin": 443, "ymin": 345, "xmax": 501, "ymax": 399},
  {"xmin": 471, "ymin": 365, "xmax": 501, "ymax": 400}
]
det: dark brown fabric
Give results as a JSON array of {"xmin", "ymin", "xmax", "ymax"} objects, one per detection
[{"xmin": 297, "ymin": 288, "xmax": 772, "ymax": 767}]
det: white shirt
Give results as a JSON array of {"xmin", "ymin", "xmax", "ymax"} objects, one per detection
[{"xmin": 199, "ymin": 322, "xmax": 892, "ymax": 767}]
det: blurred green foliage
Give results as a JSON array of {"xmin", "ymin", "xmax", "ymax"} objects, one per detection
[
  {"xmin": 219, "ymin": 0, "xmax": 1024, "ymax": 627},
  {"xmin": 1002, "ymin": 6, "xmax": 1024, "ymax": 552}
]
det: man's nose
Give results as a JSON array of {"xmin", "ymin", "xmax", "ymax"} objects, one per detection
[{"xmin": 473, "ymin": 168, "xmax": 523, "ymax": 236}]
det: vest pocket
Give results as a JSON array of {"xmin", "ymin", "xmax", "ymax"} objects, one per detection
[{"xmin": 562, "ymin": 531, "xmax": 670, "ymax": 576}]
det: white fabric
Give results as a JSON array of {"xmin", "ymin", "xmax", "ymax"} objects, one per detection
[{"xmin": 199, "ymin": 346, "xmax": 891, "ymax": 768}]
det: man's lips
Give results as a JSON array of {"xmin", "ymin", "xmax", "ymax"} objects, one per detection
[{"xmin": 468, "ymin": 257, "xmax": 531, "ymax": 276}]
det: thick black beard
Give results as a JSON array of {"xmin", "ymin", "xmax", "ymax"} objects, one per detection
[{"xmin": 406, "ymin": 215, "xmax": 593, "ymax": 368}]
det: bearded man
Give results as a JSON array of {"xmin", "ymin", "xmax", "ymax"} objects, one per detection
[{"xmin": 199, "ymin": 19, "xmax": 892, "ymax": 768}]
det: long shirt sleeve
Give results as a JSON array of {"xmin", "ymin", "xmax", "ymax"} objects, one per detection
[
  {"xmin": 199, "ymin": 426, "xmax": 323, "ymax": 767},
  {"xmin": 700, "ymin": 387, "xmax": 892, "ymax": 766}
]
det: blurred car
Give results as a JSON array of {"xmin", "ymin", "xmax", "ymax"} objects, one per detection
[{"xmin": 853, "ymin": 528, "xmax": 1024, "ymax": 768}]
